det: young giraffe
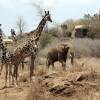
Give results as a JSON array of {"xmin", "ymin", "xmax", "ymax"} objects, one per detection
[
  {"xmin": 0, "ymin": 34, "xmax": 13, "ymax": 87},
  {"xmin": 0, "ymin": 31, "xmax": 22, "ymax": 86},
  {"xmin": 0, "ymin": 38, "xmax": 37, "ymax": 87},
  {"xmin": 0, "ymin": 28, "xmax": 37, "ymax": 87},
  {"xmin": 0, "ymin": 11, "xmax": 52, "ymax": 87}
]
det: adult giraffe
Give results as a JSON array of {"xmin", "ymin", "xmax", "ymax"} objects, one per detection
[
  {"xmin": 28, "ymin": 10, "xmax": 52, "ymax": 78},
  {"xmin": 0, "ymin": 11, "xmax": 52, "ymax": 87},
  {"xmin": 13, "ymin": 10, "xmax": 52, "ymax": 84}
]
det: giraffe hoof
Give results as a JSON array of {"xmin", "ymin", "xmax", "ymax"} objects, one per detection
[
  {"xmin": 3, "ymin": 86, "xmax": 7, "ymax": 89},
  {"xmin": 15, "ymin": 84, "xmax": 18, "ymax": 88}
]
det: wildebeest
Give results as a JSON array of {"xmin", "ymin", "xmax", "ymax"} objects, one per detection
[{"xmin": 46, "ymin": 43, "xmax": 74, "ymax": 70}]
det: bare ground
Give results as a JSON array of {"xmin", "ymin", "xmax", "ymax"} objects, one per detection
[{"xmin": 0, "ymin": 57, "xmax": 100, "ymax": 100}]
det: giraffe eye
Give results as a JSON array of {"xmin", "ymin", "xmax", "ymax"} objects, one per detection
[{"xmin": 34, "ymin": 49, "xmax": 37, "ymax": 52}]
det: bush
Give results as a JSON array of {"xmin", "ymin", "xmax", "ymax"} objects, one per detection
[
  {"xmin": 72, "ymin": 38, "xmax": 100, "ymax": 58},
  {"xmin": 39, "ymin": 32, "xmax": 55, "ymax": 49}
]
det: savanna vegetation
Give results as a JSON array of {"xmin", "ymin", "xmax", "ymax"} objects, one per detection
[{"xmin": 0, "ymin": 3, "xmax": 100, "ymax": 99}]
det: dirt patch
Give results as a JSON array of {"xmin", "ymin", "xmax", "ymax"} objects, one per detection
[
  {"xmin": 41, "ymin": 68, "xmax": 100, "ymax": 98},
  {"xmin": 0, "ymin": 83, "xmax": 32, "ymax": 100}
]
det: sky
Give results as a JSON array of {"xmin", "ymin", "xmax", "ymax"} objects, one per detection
[{"xmin": 0, "ymin": 0, "xmax": 100, "ymax": 36}]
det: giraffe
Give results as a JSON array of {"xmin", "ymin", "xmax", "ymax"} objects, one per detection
[
  {"xmin": 0, "ymin": 39, "xmax": 37, "ymax": 87},
  {"xmin": 0, "ymin": 28, "xmax": 37, "ymax": 87},
  {"xmin": 0, "ymin": 10, "xmax": 52, "ymax": 87},
  {"xmin": 0, "ymin": 34, "xmax": 13, "ymax": 87},
  {"xmin": 10, "ymin": 28, "xmax": 17, "ymax": 42},
  {"xmin": 13, "ymin": 10, "xmax": 52, "ymax": 81},
  {"xmin": 27, "ymin": 10, "xmax": 52, "ymax": 79}
]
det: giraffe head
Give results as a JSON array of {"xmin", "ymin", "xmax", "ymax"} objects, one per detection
[{"xmin": 44, "ymin": 11, "xmax": 52, "ymax": 22}]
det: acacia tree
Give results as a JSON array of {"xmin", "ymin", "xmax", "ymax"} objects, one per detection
[{"xmin": 15, "ymin": 16, "xmax": 27, "ymax": 35}]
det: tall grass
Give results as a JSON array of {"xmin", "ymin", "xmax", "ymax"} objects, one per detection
[{"xmin": 72, "ymin": 38, "xmax": 100, "ymax": 58}]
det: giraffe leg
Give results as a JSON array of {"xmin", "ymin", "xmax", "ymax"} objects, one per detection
[
  {"xmin": 21, "ymin": 61, "xmax": 24, "ymax": 72},
  {"xmin": 14, "ymin": 64, "xmax": 19, "ymax": 85},
  {"xmin": 51, "ymin": 63, "xmax": 55, "ymax": 70},
  {"xmin": 12, "ymin": 65, "xmax": 15, "ymax": 85},
  {"xmin": 16, "ymin": 65, "xmax": 19, "ymax": 85},
  {"xmin": 30, "ymin": 55, "xmax": 35, "ymax": 81},
  {"xmin": 47, "ymin": 63, "xmax": 50, "ymax": 70},
  {"xmin": 9, "ymin": 64, "xmax": 12, "ymax": 86},
  {"xmin": 0, "ymin": 62, "xmax": 4, "ymax": 75},
  {"xmin": 5, "ymin": 64, "xmax": 8, "ymax": 88},
  {"xmin": 13, "ymin": 64, "xmax": 18, "ymax": 86},
  {"xmin": 46, "ymin": 59, "xmax": 50, "ymax": 69},
  {"xmin": 62, "ymin": 61, "xmax": 66, "ymax": 71}
]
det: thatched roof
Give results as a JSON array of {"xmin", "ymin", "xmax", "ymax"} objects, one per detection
[
  {"xmin": 75, "ymin": 25, "xmax": 88, "ymax": 29},
  {"xmin": 3, "ymin": 38, "xmax": 13, "ymax": 44}
]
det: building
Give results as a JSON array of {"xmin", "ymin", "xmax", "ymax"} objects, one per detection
[
  {"xmin": 74, "ymin": 25, "xmax": 89, "ymax": 38},
  {"xmin": 3, "ymin": 38, "xmax": 13, "ymax": 46}
]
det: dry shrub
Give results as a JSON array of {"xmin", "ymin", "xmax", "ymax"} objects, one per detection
[
  {"xmin": 19, "ymin": 72, "xmax": 29, "ymax": 82},
  {"xmin": 72, "ymin": 38, "xmax": 100, "ymax": 58},
  {"xmin": 67, "ymin": 65, "xmax": 87, "ymax": 73},
  {"xmin": 26, "ymin": 79, "xmax": 63, "ymax": 100},
  {"xmin": 26, "ymin": 80, "xmax": 44, "ymax": 100},
  {"xmin": 71, "ymin": 90, "xmax": 100, "ymax": 100},
  {"xmin": 35, "ymin": 57, "xmax": 46, "ymax": 65},
  {"xmin": 66, "ymin": 59, "xmax": 87, "ymax": 73},
  {"xmin": 89, "ymin": 68, "xmax": 97, "ymax": 79},
  {"xmin": 67, "ymin": 60, "xmax": 97, "ymax": 78},
  {"xmin": 26, "ymin": 59, "xmax": 100, "ymax": 100},
  {"xmin": 35, "ymin": 65, "xmax": 47, "ymax": 76}
]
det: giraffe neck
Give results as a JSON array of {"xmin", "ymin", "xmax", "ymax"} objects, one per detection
[
  {"xmin": 36, "ymin": 17, "xmax": 46, "ymax": 33},
  {"xmin": 32, "ymin": 17, "xmax": 47, "ymax": 42},
  {"xmin": 0, "ymin": 35, "xmax": 7, "ymax": 61}
]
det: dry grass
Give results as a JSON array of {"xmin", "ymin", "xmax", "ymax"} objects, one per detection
[
  {"xmin": 18, "ymin": 72, "xmax": 29, "ymax": 82},
  {"xmin": 26, "ymin": 57, "xmax": 100, "ymax": 100},
  {"xmin": 26, "ymin": 79, "xmax": 67, "ymax": 100},
  {"xmin": 0, "ymin": 57, "xmax": 100, "ymax": 100},
  {"xmin": 72, "ymin": 38, "xmax": 100, "ymax": 58},
  {"xmin": 35, "ymin": 65, "xmax": 47, "ymax": 76}
]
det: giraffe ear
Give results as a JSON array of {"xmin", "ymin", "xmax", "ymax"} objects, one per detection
[
  {"xmin": 47, "ymin": 11, "xmax": 49, "ymax": 14},
  {"xmin": 45, "ymin": 11, "xmax": 47, "ymax": 15}
]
